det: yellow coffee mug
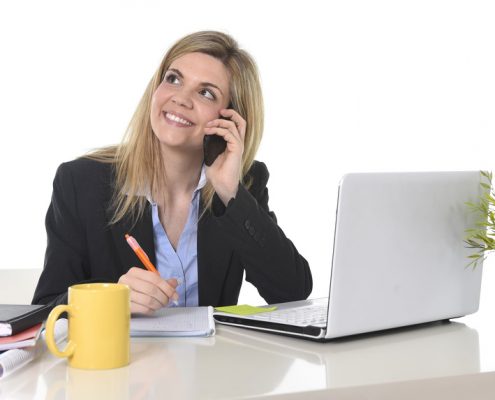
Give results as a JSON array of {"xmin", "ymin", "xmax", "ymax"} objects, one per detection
[{"xmin": 45, "ymin": 283, "xmax": 130, "ymax": 369}]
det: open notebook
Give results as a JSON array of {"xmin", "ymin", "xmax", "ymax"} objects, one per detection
[{"xmin": 130, "ymin": 306, "xmax": 215, "ymax": 337}]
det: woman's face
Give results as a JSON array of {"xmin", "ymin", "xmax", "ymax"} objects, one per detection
[{"xmin": 150, "ymin": 52, "xmax": 231, "ymax": 154}]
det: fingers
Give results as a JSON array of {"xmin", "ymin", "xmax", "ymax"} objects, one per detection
[
  {"xmin": 205, "ymin": 108, "xmax": 246, "ymax": 143},
  {"xmin": 219, "ymin": 108, "xmax": 246, "ymax": 140},
  {"xmin": 204, "ymin": 126, "xmax": 241, "ymax": 151},
  {"xmin": 118, "ymin": 267, "xmax": 180, "ymax": 314},
  {"xmin": 203, "ymin": 108, "xmax": 245, "ymax": 203},
  {"xmin": 129, "ymin": 290, "xmax": 163, "ymax": 315},
  {"xmin": 167, "ymin": 278, "xmax": 179, "ymax": 289}
]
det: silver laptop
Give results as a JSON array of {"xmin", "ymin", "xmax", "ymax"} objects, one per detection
[{"xmin": 214, "ymin": 171, "xmax": 485, "ymax": 341}]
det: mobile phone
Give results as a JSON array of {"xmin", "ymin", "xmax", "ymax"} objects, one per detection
[
  {"xmin": 203, "ymin": 113, "xmax": 230, "ymax": 166},
  {"xmin": 203, "ymin": 134, "xmax": 227, "ymax": 166}
]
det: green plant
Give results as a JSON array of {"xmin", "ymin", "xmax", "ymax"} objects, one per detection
[{"xmin": 465, "ymin": 171, "xmax": 495, "ymax": 268}]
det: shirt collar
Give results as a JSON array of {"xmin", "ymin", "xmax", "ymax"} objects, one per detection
[{"xmin": 195, "ymin": 164, "xmax": 207, "ymax": 193}]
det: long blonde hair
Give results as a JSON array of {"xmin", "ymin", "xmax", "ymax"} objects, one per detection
[{"xmin": 87, "ymin": 31, "xmax": 264, "ymax": 225}]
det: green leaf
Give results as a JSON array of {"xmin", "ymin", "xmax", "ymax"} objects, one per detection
[{"xmin": 466, "ymin": 171, "xmax": 495, "ymax": 266}]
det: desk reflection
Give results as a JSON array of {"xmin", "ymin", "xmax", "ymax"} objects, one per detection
[
  {"xmin": 40, "ymin": 335, "xmax": 292, "ymax": 399},
  {"xmin": 219, "ymin": 321, "xmax": 479, "ymax": 392},
  {"xmin": 37, "ymin": 321, "xmax": 478, "ymax": 399}
]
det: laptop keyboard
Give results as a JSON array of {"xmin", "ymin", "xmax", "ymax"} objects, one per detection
[{"xmin": 251, "ymin": 303, "xmax": 328, "ymax": 328}]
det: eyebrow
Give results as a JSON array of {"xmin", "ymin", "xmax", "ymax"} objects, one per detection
[{"xmin": 167, "ymin": 68, "xmax": 225, "ymax": 96}]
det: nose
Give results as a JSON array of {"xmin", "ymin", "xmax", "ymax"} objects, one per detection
[{"xmin": 171, "ymin": 90, "xmax": 193, "ymax": 109}]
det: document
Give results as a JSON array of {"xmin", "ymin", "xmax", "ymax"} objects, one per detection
[{"xmin": 131, "ymin": 306, "xmax": 215, "ymax": 337}]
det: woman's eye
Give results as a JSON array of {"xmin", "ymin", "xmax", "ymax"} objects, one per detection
[
  {"xmin": 165, "ymin": 73, "xmax": 180, "ymax": 84},
  {"xmin": 200, "ymin": 89, "xmax": 216, "ymax": 100}
]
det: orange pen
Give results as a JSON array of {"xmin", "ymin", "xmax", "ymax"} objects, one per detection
[
  {"xmin": 125, "ymin": 234, "xmax": 158, "ymax": 273},
  {"xmin": 125, "ymin": 234, "xmax": 179, "ymax": 306}
]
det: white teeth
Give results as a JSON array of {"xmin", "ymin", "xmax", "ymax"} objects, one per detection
[{"xmin": 165, "ymin": 112, "xmax": 192, "ymax": 126}]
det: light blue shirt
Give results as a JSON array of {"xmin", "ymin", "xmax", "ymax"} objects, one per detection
[{"xmin": 149, "ymin": 167, "xmax": 207, "ymax": 307}]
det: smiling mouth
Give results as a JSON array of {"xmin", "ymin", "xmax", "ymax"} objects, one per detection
[{"xmin": 163, "ymin": 111, "xmax": 193, "ymax": 126}]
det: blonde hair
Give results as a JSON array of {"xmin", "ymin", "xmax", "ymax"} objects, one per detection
[{"xmin": 87, "ymin": 31, "xmax": 264, "ymax": 225}]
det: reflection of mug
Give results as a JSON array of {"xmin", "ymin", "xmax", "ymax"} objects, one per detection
[
  {"xmin": 65, "ymin": 365, "xmax": 130, "ymax": 400},
  {"xmin": 45, "ymin": 283, "xmax": 130, "ymax": 369}
]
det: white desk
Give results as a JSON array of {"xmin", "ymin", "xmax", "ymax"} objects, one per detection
[{"xmin": 1, "ymin": 269, "xmax": 495, "ymax": 399}]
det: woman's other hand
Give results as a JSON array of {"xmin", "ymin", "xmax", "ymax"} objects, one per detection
[
  {"xmin": 118, "ymin": 267, "xmax": 179, "ymax": 314},
  {"xmin": 204, "ymin": 108, "xmax": 246, "ymax": 205}
]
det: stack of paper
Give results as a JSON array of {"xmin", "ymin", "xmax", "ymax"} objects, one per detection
[
  {"xmin": 0, "ymin": 323, "xmax": 43, "ymax": 352},
  {"xmin": 0, "ymin": 319, "xmax": 67, "ymax": 379}
]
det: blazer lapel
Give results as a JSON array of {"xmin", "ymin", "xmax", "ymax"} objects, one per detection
[{"xmin": 108, "ymin": 202, "xmax": 156, "ymax": 272}]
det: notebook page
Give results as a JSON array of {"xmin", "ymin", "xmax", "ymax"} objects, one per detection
[{"xmin": 130, "ymin": 306, "xmax": 215, "ymax": 337}]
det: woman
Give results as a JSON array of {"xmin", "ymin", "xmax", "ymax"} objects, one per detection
[{"xmin": 33, "ymin": 31, "xmax": 312, "ymax": 314}]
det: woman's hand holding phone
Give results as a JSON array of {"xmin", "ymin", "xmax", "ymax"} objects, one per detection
[{"xmin": 204, "ymin": 108, "xmax": 246, "ymax": 206}]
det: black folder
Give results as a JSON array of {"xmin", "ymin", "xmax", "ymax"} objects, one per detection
[{"xmin": 0, "ymin": 304, "xmax": 52, "ymax": 336}]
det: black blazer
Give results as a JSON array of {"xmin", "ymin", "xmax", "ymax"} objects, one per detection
[{"xmin": 32, "ymin": 158, "xmax": 312, "ymax": 307}]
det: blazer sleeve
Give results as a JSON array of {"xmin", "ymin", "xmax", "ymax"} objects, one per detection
[
  {"xmin": 32, "ymin": 163, "xmax": 90, "ymax": 306},
  {"xmin": 211, "ymin": 161, "xmax": 312, "ymax": 303}
]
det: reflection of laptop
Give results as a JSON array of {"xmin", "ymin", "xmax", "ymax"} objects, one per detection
[
  {"xmin": 214, "ymin": 172, "xmax": 484, "ymax": 341},
  {"xmin": 219, "ymin": 321, "xmax": 480, "ymax": 386}
]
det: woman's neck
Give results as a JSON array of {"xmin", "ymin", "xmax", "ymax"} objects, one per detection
[{"xmin": 155, "ymin": 147, "xmax": 203, "ymax": 200}]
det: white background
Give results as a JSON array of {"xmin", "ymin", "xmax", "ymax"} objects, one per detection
[{"xmin": 1, "ymin": 0, "xmax": 494, "ymax": 311}]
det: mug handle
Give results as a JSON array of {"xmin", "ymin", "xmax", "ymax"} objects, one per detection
[{"xmin": 45, "ymin": 305, "xmax": 76, "ymax": 358}]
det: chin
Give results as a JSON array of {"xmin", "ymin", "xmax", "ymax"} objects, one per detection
[{"xmin": 157, "ymin": 136, "xmax": 203, "ymax": 154}]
